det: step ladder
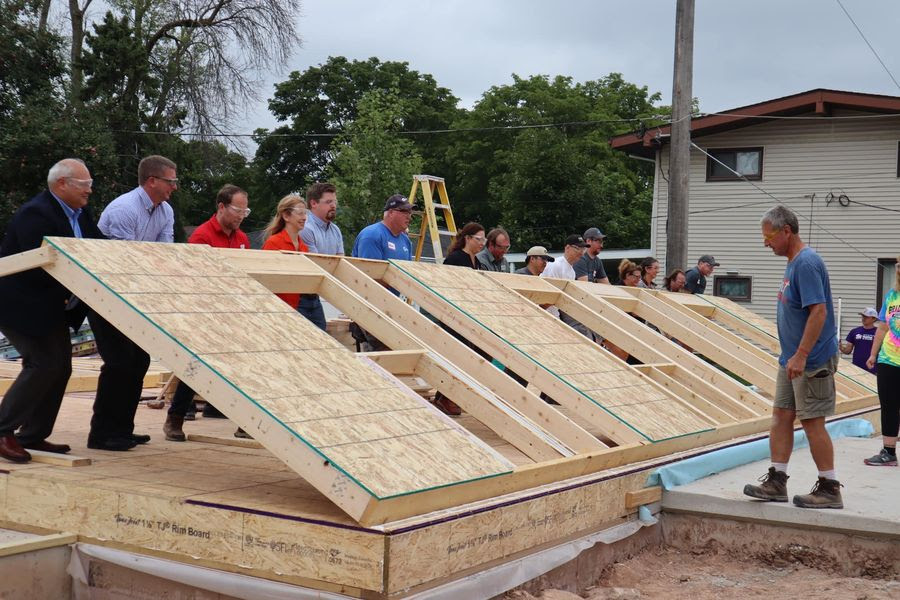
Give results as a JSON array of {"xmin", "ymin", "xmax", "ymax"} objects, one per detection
[{"xmin": 408, "ymin": 175, "xmax": 458, "ymax": 263}]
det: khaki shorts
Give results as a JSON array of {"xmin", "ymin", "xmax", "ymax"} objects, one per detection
[{"xmin": 774, "ymin": 353, "xmax": 839, "ymax": 420}]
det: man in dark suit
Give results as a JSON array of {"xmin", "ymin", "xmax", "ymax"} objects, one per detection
[{"xmin": 0, "ymin": 158, "xmax": 104, "ymax": 463}]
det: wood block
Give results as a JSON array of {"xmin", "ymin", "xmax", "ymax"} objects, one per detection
[
  {"xmin": 625, "ymin": 486, "xmax": 662, "ymax": 509},
  {"xmin": 28, "ymin": 450, "xmax": 91, "ymax": 468}
]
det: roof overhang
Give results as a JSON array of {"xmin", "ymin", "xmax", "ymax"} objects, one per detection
[{"xmin": 609, "ymin": 88, "xmax": 900, "ymax": 159}]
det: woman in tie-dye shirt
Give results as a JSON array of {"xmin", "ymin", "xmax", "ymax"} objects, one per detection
[{"xmin": 864, "ymin": 258, "xmax": 900, "ymax": 466}]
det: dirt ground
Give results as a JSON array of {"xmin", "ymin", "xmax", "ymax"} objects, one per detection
[{"xmin": 506, "ymin": 545, "xmax": 900, "ymax": 600}]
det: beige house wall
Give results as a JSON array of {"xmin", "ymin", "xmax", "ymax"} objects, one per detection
[{"xmin": 650, "ymin": 109, "xmax": 900, "ymax": 339}]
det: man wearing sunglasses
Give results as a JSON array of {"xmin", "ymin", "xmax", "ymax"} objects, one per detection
[{"xmin": 89, "ymin": 155, "xmax": 178, "ymax": 452}]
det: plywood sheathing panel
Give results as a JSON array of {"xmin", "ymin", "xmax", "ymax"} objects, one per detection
[
  {"xmin": 695, "ymin": 294, "xmax": 877, "ymax": 398},
  {"xmin": 41, "ymin": 238, "xmax": 513, "ymax": 521},
  {"xmin": 387, "ymin": 261, "xmax": 714, "ymax": 443}
]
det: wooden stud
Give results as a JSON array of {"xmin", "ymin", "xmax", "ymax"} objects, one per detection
[
  {"xmin": 0, "ymin": 246, "xmax": 54, "ymax": 277},
  {"xmin": 624, "ymin": 486, "xmax": 662, "ymax": 509}
]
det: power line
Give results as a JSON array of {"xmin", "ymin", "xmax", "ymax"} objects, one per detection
[{"xmin": 835, "ymin": 0, "xmax": 900, "ymax": 93}]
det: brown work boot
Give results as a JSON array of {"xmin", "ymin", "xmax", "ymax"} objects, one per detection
[
  {"xmin": 163, "ymin": 415, "xmax": 186, "ymax": 442},
  {"xmin": 793, "ymin": 477, "xmax": 843, "ymax": 509},
  {"xmin": 743, "ymin": 466, "xmax": 789, "ymax": 502}
]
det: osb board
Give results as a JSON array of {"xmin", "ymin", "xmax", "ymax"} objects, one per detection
[
  {"xmin": 0, "ymin": 470, "xmax": 385, "ymax": 591},
  {"xmin": 44, "ymin": 238, "xmax": 512, "ymax": 501},
  {"xmin": 392, "ymin": 260, "xmax": 713, "ymax": 442},
  {"xmin": 699, "ymin": 294, "xmax": 877, "ymax": 394},
  {"xmin": 385, "ymin": 469, "xmax": 649, "ymax": 593}
]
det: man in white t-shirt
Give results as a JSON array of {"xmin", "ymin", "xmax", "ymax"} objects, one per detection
[{"xmin": 540, "ymin": 234, "xmax": 588, "ymax": 318}]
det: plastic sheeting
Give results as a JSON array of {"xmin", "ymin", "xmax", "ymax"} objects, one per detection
[
  {"xmin": 646, "ymin": 418, "xmax": 874, "ymax": 490},
  {"xmin": 68, "ymin": 543, "xmax": 355, "ymax": 600},
  {"xmin": 67, "ymin": 512, "xmax": 660, "ymax": 600}
]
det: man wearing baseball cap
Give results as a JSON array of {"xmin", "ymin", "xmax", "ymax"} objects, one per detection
[
  {"xmin": 515, "ymin": 246, "xmax": 554, "ymax": 276},
  {"xmin": 540, "ymin": 235, "xmax": 589, "ymax": 319},
  {"xmin": 840, "ymin": 307, "xmax": 879, "ymax": 374},
  {"xmin": 575, "ymin": 227, "xmax": 610, "ymax": 285},
  {"xmin": 351, "ymin": 194, "xmax": 413, "ymax": 260},
  {"xmin": 684, "ymin": 254, "xmax": 720, "ymax": 294}
]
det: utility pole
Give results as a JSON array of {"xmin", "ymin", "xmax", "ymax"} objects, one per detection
[{"xmin": 667, "ymin": 0, "xmax": 694, "ymax": 272}]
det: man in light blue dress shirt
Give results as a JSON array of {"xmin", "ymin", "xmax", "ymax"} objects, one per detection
[
  {"xmin": 88, "ymin": 155, "xmax": 178, "ymax": 451},
  {"xmin": 298, "ymin": 182, "xmax": 343, "ymax": 330}
]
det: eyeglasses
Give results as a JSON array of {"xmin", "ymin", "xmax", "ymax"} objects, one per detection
[
  {"xmin": 494, "ymin": 243, "xmax": 511, "ymax": 250},
  {"xmin": 152, "ymin": 175, "xmax": 179, "ymax": 186},
  {"xmin": 227, "ymin": 205, "xmax": 251, "ymax": 217},
  {"xmin": 625, "ymin": 272, "xmax": 641, "ymax": 279},
  {"xmin": 762, "ymin": 228, "xmax": 783, "ymax": 242},
  {"xmin": 67, "ymin": 178, "xmax": 93, "ymax": 188},
  {"xmin": 469, "ymin": 235, "xmax": 486, "ymax": 242}
]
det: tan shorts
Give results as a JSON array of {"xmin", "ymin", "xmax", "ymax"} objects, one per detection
[{"xmin": 774, "ymin": 353, "xmax": 838, "ymax": 420}]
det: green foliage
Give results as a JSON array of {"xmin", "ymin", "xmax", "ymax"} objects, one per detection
[
  {"xmin": 327, "ymin": 89, "xmax": 423, "ymax": 249},
  {"xmin": 253, "ymin": 56, "xmax": 459, "ymax": 199},
  {"xmin": 446, "ymin": 73, "xmax": 660, "ymax": 251}
]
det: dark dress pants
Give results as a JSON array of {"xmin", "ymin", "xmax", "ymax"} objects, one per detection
[
  {"xmin": 168, "ymin": 380, "xmax": 196, "ymax": 417},
  {"xmin": 88, "ymin": 312, "xmax": 150, "ymax": 441},
  {"xmin": 298, "ymin": 295, "xmax": 327, "ymax": 331},
  {"xmin": 0, "ymin": 324, "xmax": 71, "ymax": 444}
]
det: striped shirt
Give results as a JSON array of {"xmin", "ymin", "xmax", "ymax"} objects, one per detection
[
  {"xmin": 98, "ymin": 186, "xmax": 174, "ymax": 242},
  {"xmin": 300, "ymin": 211, "xmax": 343, "ymax": 255}
]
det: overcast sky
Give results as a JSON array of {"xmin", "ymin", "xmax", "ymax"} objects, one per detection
[{"xmin": 247, "ymin": 0, "xmax": 900, "ymax": 132}]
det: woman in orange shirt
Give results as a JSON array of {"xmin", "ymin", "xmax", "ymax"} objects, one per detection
[{"xmin": 262, "ymin": 194, "xmax": 310, "ymax": 313}]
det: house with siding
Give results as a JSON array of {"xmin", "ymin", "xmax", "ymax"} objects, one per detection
[{"xmin": 610, "ymin": 89, "xmax": 900, "ymax": 339}]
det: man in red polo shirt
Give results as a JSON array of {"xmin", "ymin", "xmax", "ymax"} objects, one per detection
[
  {"xmin": 163, "ymin": 184, "xmax": 250, "ymax": 440},
  {"xmin": 188, "ymin": 184, "xmax": 250, "ymax": 248}
]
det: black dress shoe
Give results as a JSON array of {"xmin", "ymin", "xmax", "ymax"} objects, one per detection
[
  {"xmin": 87, "ymin": 436, "xmax": 137, "ymax": 451},
  {"xmin": 0, "ymin": 434, "xmax": 32, "ymax": 463},
  {"xmin": 21, "ymin": 440, "xmax": 71, "ymax": 454},
  {"xmin": 131, "ymin": 433, "xmax": 151, "ymax": 445}
]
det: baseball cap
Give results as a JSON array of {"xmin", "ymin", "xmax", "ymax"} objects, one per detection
[
  {"xmin": 383, "ymin": 194, "xmax": 413, "ymax": 212},
  {"xmin": 698, "ymin": 254, "xmax": 720, "ymax": 266},
  {"xmin": 525, "ymin": 246, "xmax": 554, "ymax": 261},
  {"xmin": 860, "ymin": 307, "xmax": 878, "ymax": 318},
  {"xmin": 583, "ymin": 227, "xmax": 606, "ymax": 240},
  {"xmin": 565, "ymin": 234, "xmax": 589, "ymax": 248}
]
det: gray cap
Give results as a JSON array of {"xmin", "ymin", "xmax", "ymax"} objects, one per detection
[
  {"xmin": 860, "ymin": 307, "xmax": 878, "ymax": 318},
  {"xmin": 698, "ymin": 254, "xmax": 720, "ymax": 266},
  {"xmin": 583, "ymin": 227, "xmax": 606, "ymax": 240}
]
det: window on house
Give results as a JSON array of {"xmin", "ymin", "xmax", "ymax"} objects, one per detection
[
  {"xmin": 713, "ymin": 275, "xmax": 752, "ymax": 302},
  {"xmin": 896, "ymin": 142, "xmax": 900, "ymax": 177},
  {"xmin": 877, "ymin": 258, "xmax": 898, "ymax": 309},
  {"xmin": 706, "ymin": 147, "xmax": 763, "ymax": 181}
]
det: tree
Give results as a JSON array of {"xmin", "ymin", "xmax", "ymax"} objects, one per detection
[
  {"xmin": 445, "ymin": 73, "xmax": 662, "ymax": 250},
  {"xmin": 327, "ymin": 89, "xmax": 423, "ymax": 248},
  {"xmin": 254, "ymin": 56, "xmax": 459, "ymax": 198}
]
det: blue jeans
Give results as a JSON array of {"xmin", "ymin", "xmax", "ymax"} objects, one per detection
[{"xmin": 298, "ymin": 295, "xmax": 326, "ymax": 331}]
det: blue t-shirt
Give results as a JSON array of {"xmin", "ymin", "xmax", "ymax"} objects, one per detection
[
  {"xmin": 351, "ymin": 222, "xmax": 411, "ymax": 261},
  {"xmin": 776, "ymin": 247, "xmax": 837, "ymax": 368},
  {"xmin": 844, "ymin": 326, "xmax": 877, "ymax": 373}
]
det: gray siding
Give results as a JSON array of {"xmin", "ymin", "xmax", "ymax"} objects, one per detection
[{"xmin": 650, "ymin": 109, "xmax": 900, "ymax": 339}]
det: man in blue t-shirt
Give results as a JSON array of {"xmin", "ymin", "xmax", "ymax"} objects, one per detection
[
  {"xmin": 351, "ymin": 194, "xmax": 412, "ymax": 260},
  {"xmin": 840, "ymin": 307, "xmax": 878, "ymax": 374},
  {"xmin": 349, "ymin": 194, "xmax": 413, "ymax": 352},
  {"xmin": 743, "ymin": 205, "xmax": 843, "ymax": 510}
]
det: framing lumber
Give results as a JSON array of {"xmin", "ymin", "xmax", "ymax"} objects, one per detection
[
  {"xmin": 305, "ymin": 255, "xmax": 604, "ymax": 455},
  {"xmin": 519, "ymin": 277, "xmax": 771, "ymax": 416},
  {"xmin": 0, "ymin": 246, "xmax": 53, "ymax": 278},
  {"xmin": 382, "ymin": 261, "xmax": 714, "ymax": 444},
  {"xmin": 37, "ymin": 238, "xmax": 516, "ymax": 525}
]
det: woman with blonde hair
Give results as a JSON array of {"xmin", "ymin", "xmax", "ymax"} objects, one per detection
[
  {"xmin": 864, "ymin": 256, "xmax": 900, "ymax": 466},
  {"xmin": 617, "ymin": 259, "xmax": 642, "ymax": 287},
  {"xmin": 262, "ymin": 194, "xmax": 324, "ymax": 329}
]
